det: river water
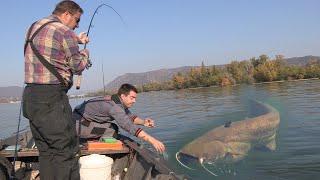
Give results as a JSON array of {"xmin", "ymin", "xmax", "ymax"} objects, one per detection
[{"xmin": 1, "ymin": 79, "xmax": 319, "ymax": 180}]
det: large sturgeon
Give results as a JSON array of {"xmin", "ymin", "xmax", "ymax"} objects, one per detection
[{"xmin": 176, "ymin": 101, "xmax": 280, "ymax": 174}]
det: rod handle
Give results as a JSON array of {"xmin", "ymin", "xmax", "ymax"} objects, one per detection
[{"xmin": 75, "ymin": 75, "xmax": 82, "ymax": 90}]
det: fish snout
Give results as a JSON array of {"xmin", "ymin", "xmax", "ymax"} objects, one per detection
[{"xmin": 176, "ymin": 152, "xmax": 199, "ymax": 170}]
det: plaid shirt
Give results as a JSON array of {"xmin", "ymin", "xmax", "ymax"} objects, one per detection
[{"xmin": 24, "ymin": 15, "xmax": 88, "ymax": 85}]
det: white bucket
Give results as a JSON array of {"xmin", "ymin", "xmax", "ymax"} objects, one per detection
[{"xmin": 79, "ymin": 154, "xmax": 114, "ymax": 180}]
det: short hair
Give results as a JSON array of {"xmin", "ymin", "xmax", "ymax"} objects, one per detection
[
  {"xmin": 52, "ymin": 0, "xmax": 83, "ymax": 16},
  {"xmin": 117, "ymin": 84, "xmax": 138, "ymax": 96}
]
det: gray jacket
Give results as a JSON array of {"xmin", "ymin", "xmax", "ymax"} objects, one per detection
[{"xmin": 73, "ymin": 95, "xmax": 141, "ymax": 136}]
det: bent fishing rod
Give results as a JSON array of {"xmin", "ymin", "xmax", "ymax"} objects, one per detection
[{"xmin": 75, "ymin": 3, "xmax": 125, "ymax": 89}]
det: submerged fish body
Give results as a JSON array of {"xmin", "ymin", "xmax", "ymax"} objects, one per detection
[{"xmin": 176, "ymin": 101, "xmax": 280, "ymax": 168}]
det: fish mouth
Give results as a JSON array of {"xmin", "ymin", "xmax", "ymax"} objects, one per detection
[
  {"xmin": 176, "ymin": 152, "xmax": 199, "ymax": 170},
  {"xmin": 176, "ymin": 152, "xmax": 219, "ymax": 176}
]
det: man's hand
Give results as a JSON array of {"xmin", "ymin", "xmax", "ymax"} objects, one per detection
[
  {"xmin": 144, "ymin": 118, "xmax": 155, "ymax": 128},
  {"xmin": 77, "ymin": 32, "xmax": 89, "ymax": 44},
  {"xmin": 80, "ymin": 49, "xmax": 89, "ymax": 58},
  {"xmin": 138, "ymin": 131, "xmax": 165, "ymax": 153},
  {"xmin": 149, "ymin": 137, "xmax": 166, "ymax": 154}
]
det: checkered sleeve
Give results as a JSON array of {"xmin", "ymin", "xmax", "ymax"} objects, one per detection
[{"xmin": 62, "ymin": 31, "xmax": 88, "ymax": 75}]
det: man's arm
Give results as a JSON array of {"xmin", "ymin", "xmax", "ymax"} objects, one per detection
[
  {"xmin": 137, "ymin": 130, "xmax": 165, "ymax": 153},
  {"xmin": 62, "ymin": 31, "xmax": 89, "ymax": 75},
  {"xmin": 109, "ymin": 104, "xmax": 165, "ymax": 152},
  {"xmin": 126, "ymin": 108, "xmax": 155, "ymax": 127}
]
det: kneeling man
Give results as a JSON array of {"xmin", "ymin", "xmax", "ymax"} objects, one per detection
[{"xmin": 73, "ymin": 83, "xmax": 165, "ymax": 153}]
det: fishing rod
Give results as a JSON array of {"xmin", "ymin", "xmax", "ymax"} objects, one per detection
[
  {"xmin": 102, "ymin": 61, "xmax": 106, "ymax": 95},
  {"xmin": 75, "ymin": 3, "xmax": 125, "ymax": 90}
]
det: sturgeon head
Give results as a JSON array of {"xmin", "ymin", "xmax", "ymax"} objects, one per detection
[{"xmin": 176, "ymin": 140, "xmax": 227, "ymax": 169}]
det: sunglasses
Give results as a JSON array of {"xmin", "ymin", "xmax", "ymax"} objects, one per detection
[
  {"xmin": 75, "ymin": 17, "xmax": 80, "ymax": 24},
  {"xmin": 68, "ymin": 11, "xmax": 80, "ymax": 24}
]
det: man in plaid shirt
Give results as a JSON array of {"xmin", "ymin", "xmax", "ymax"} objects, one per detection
[{"xmin": 23, "ymin": 1, "xmax": 89, "ymax": 179}]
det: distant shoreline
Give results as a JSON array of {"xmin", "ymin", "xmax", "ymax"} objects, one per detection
[
  {"xmin": 187, "ymin": 77, "xmax": 320, "ymax": 89},
  {"xmin": 1, "ymin": 78, "xmax": 319, "ymax": 104},
  {"xmin": 0, "ymin": 98, "xmax": 21, "ymax": 104}
]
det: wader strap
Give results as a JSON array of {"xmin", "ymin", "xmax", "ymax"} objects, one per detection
[
  {"xmin": 111, "ymin": 94, "xmax": 131, "ymax": 114},
  {"xmin": 111, "ymin": 94, "xmax": 122, "ymax": 104},
  {"xmin": 24, "ymin": 20, "xmax": 70, "ymax": 89},
  {"xmin": 74, "ymin": 109, "xmax": 91, "ymax": 127},
  {"xmin": 24, "ymin": 22, "xmax": 36, "ymax": 55}
]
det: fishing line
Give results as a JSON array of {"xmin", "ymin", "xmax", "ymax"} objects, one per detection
[
  {"xmin": 200, "ymin": 158, "xmax": 218, "ymax": 176},
  {"xmin": 101, "ymin": 59, "xmax": 106, "ymax": 95},
  {"xmin": 11, "ymin": 83, "xmax": 25, "ymax": 179}
]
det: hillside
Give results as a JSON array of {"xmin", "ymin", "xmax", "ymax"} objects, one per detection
[
  {"xmin": 104, "ymin": 56, "xmax": 320, "ymax": 90},
  {"xmin": 0, "ymin": 86, "xmax": 23, "ymax": 103},
  {"xmin": 105, "ymin": 66, "xmax": 194, "ymax": 90},
  {"xmin": 0, "ymin": 86, "xmax": 23, "ymax": 98},
  {"xmin": 284, "ymin": 55, "xmax": 320, "ymax": 66}
]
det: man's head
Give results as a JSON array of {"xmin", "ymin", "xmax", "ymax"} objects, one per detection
[
  {"xmin": 52, "ymin": 1, "xmax": 83, "ymax": 30},
  {"xmin": 118, "ymin": 84, "xmax": 138, "ymax": 108}
]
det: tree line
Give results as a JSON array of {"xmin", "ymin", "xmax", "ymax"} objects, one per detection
[{"xmin": 138, "ymin": 55, "xmax": 320, "ymax": 92}]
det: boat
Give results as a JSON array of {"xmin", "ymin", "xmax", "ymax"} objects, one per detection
[{"xmin": 0, "ymin": 130, "xmax": 187, "ymax": 180}]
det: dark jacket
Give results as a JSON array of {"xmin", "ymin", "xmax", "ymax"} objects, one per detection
[{"xmin": 73, "ymin": 95, "xmax": 142, "ymax": 136}]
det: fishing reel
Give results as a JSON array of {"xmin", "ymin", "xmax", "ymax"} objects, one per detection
[{"xmin": 86, "ymin": 59, "xmax": 92, "ymax": 69}]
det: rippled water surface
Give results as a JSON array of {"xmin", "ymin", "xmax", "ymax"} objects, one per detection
[{"xmin": 1, "ymin": 80, "xmax": 320, "ymax": 180}]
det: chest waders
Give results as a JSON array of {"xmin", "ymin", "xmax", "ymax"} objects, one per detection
[
  {"xmin": 74, "ymin": 95, "xmax": 123, "ymax": 139},
  {"xmin": 24, "ymin": 20, "xmax": 72, "ymax": 89}
]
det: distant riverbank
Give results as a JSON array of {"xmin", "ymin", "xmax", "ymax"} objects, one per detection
[
  {"xmin": 135, "ymin": 55, "xmax": 320, "ymax": 93},
  {"xmin": 0, "ymin": 98, "xmax": 20, "ymax": 104}
]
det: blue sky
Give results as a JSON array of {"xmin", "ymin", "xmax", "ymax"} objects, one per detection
[{"xmin": 0, "ymin": 0, "xmax": 319, "ymax": 92}]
